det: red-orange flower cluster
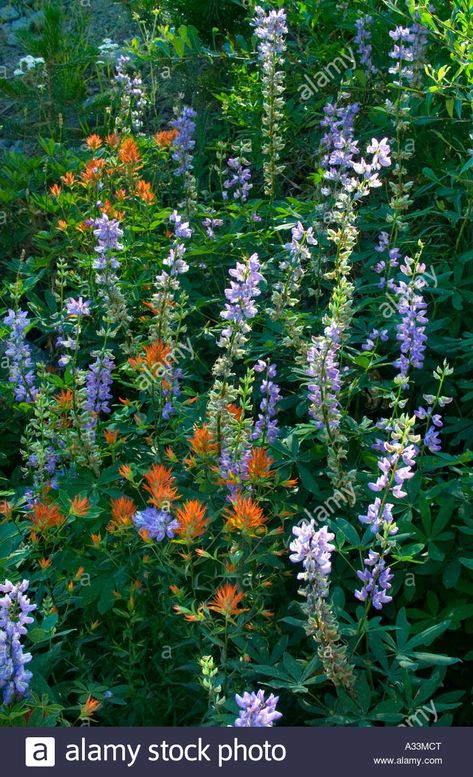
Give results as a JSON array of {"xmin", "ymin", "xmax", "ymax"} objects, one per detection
[
  {"xmin": 154, "ymin": 129, "xmax": 178, "ymax": 148},
  {"xmin": 223, "ymin": 496, "xmax": 267, "ymax": 537},
  {"xmin": 107, "ymin": 496, "xmax": 136, "ymax": 532},
  {"xmin": 208, "ymin": 583, "xmax": 247, "ymax": 617},
  {"xmin": 175, "ymin": 500, "xmax": 208, "ymax": 544},
  {"xmin": 143, "ymin": 464, "xmax": 179, "ymax": 508},
  {"xmin": 30, "ymin": 502, "xmax": 66, "ymax": 533}
]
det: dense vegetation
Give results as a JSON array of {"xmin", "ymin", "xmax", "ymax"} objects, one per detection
[{"xmin": 0, "ymin": 0, "xmax": 472, "ymax": 727}]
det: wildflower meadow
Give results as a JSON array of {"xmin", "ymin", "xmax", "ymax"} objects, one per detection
[{"xmin": 0, "ymin": 0, "xmax": 472, "ymax": 731}]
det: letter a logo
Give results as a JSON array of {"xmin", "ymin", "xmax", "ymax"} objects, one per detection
[{"xmin": 25, "ymin": 737, "xmax": 56, "ymax": 767}]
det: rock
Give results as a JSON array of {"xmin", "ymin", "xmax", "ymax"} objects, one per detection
[{"xmin": 0, "ymin": 5, "xmax": 20, "ymax": 22}]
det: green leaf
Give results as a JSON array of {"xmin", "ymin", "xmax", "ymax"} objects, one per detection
[
  {"xmin": 407, "ymin": 620, "xmax": 451, "ymax": 649},
  {"xmin": 409, "ymin": 652, "xmax": 459, "ymax": 666}
]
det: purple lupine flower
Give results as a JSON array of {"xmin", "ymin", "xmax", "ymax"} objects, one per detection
[
  {"xmin": 161, "ymin": 242, "xmax": 189, "ymax": 279},
  {"xmin": 202, "ymin": 217, "xmax": 223, "ymax": 239},
  {"xmin": 234, "ymin": 689, "xmax": 282, "ymax": 728},
  {"xmin": 251, "ymin": 6, "xmax": 287, "ymax": 196},
  {"xmin": 415, "ymin": 405, "xmax": 444, "ymax": 453},
  {"xmin": 354, "ymin": 416, "xmax": 420, "ymax": 609},
  {"xmin": 93, "ymin": 213, "xmax": 123, "ymax": 257},
  {"xmin": 366, "ymin": 137, "xmax": 391, "ymax": 168},
  {"xmin": 289, "ymin": 521, "xmax": 335, "ymax": 598},
  {"xmin": 375, "ymin": 231, "xmax": 390, "ymax": 253},
  {"xmin": 362, "ymin": 328, "xmax": 389, "ymax": 351},
  {"xmin": 354, "ymin": 14, "xmax": 377, "ymax": 75},
  {"xmin": 169, "ymin": 210, "xmax": 192, "ymax": 239},
  {"xmin": 171, "ymin": 106, "xmax": 197, "ymax": 176},
  {"xmin": 0, "ymin": 579, "xmax": 36, "ymax": 705},
  {"xmin": 65, "ymin": 297, "xmax": 91, "ymax": 317},
  {"xmin": 355, "ymin": 551, "xmax": 394, "ymax": 610},
  {"xmin": 368, "ymin": 441, "xmax": 417, "ymax": 500},
  {"xmin": 56, "ymin": 332, "xmax": 77, "ymax": 367},
  {"xmin": 393, "ymin": 255, "xmax": 428, "ymax": 382},
  {"xmin": 373, "ymin": 239, "xmax": 401, "ymax": 287},
  {"xmin": 132, "ymin": 508, "xmax": 180, "ymax": 541},
  {"xmin": 358, "ymin": 497, "xmax": 398, "ymax": 536},
  {"xmin": 92, "ymin": 213, "xmax": 130, "ymax": 325},
  {"xmin": 284, "ymin": 221, "xmax": 317, "ymax": 262},
  {"xmin": 252, "ymin": 6, "xmax": 287, "ymax": 56},
  {"xmin": 273, "ymin": 221, "xmax": 317, "ymax": 310},
  {"xmin": 85, "ymin": 351, "xmax": 115, "ymax": 415},
  {"xmin": 162, "ymin": 366, "xmax": 183, "ymax": 420},
  {"xmin": 218, "ymin": 253, "xmax": 264, "ymax": 351},
  {"xmin": 411, "ymin": 23, "xmax": 429, "ymax": 86},
  {"xmin": 388, "ymin": 26, "xmax": 416, "ymax": 85},
  {"xmin": 307, "ymin": 322, "xmax": 342, "ymax": 432},
  {"xmin": 222, "ymin": 157, "xmax": 253, "ymax": 202},
  {"xmin": 3, "ymin": 309, "xmax": 37, "ymax": 403},
  {"xmin": 219, "ymin": 444, "xmax": 252, "ymax": 499},
  {"xmin": 348, "ymin": 137, "xmax": 391, "ymax": 198},
  {"xmin": 114, "ymin": 55, "xmax": 147, "ymax": 133},
  {"xmin": 93, "ymin": 213, "xmax": 123, "ymax": 282},
  {"xmin": 319, "ymin": 101, "xmax": 360, "ymax": 195},
  {"xmin": 252, "ymin": 360, "xmax": 281, "ymax": 443},
  {"xmin": 388, "ymin": 24, "xmax": 428, "ymax": 88},
  {"xmin": 58, "ymin": 298, "xmax": 91, "ymax": 368},
  {"xmin": 424, "ymin": 426, "xmax": 441, "ymax": 452}
]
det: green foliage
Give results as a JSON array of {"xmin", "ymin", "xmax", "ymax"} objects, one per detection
[{"xmin": 0, "ymin": 0, "xmax": 472, "ymax": 728}]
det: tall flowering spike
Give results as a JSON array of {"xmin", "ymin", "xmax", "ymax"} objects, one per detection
[
  {"xmin": 149, "ymin": 211, "xmax": 190, "ymax": 355},
  {"xmin": 93, "ymin": 213, "xmax": 123, "ymax": 273},
  {"xmin": 208, "ymin": 259, "xmax": 264, "ymax": 467},
  {"xmin": 252, "ymin": 360, "xmax": 281, "ymax": 444},
  {"xmin": 171, "ymin": 106, "xmax": 198, "ymax": 212},
  {"xmin": 306, "ymin": 322, "xmax": 342, "ymax": 434},
  {"xmin": 289, "ymin": 521, "xmax": 335, "ymax": 598},
  {"xmin": 234, "ymin": 690, "xmax": 282, "ymax": 727},
  {"xmin": 171, "ymin": 107, "xmax": 197, "ymax": 175},
  {"xmin": 220, "ymin": 254, "xmax": 263, "ymax": 329},
  {"xmin": 93, "ymin": 213, "xmax": 129, "ymax": 326},
  {"xmin": 22, "ymin": 382, "xmax": 63, "ymax": 495},
  {"xmin": 0, "ymin": 579, "xmax": 36, "ymax": 705},
  {"xmin": 355, "ymin": 414, "xmax": 420, "ymax": 612},
  {"xmin": 392, "ymin": 254, "xmax": 429, "ymax": 383},
  {"xmin": 85, "ymin": 350, "xmax": 115, "ymax": 415},
  {"xmin": 3, "ymin": 309, "xmax": 37, "ymax": 403},
  {"xmin": 368, "ymin": 414, "xmax": 419, "ymax": 501},
  {"xmin": 251, "ymin": 6, "xmax": 287, "ymax": 197},
  {"xmin": 354, "ymin": 15, "xmax": 377, "ymax": 75},
  {"xmin": 57, "ymin": 297, "xmax": 91, "ymax": 368},
  {"xmin": 215, "ymin": 253, "xmax": 264, "ymax": 372},
  {"xmin": 219, "ymin": 443, "xmax": 252, "ymax": 499},
  {"xmin": 289, "ymin": 520, "xmax": 355, "ymax": 692},
  {"xmin": 114, "ymin": 54, "xmax": 147, "ymax": 133},
  {"xmin": 271, "ymin": 221, "xmax": 317, "ymax": 319},
  {"xmin": 319, "ymin": 101, "xmax": 360, "ymax": 197},
  {"xmin": 388, "ymin": 23, "xmax": 428, "ymax": 88},
  {"xmin": 162, "ymin": 366, "xmax": 184, "ymax": 421},
  {"xmin": 223, "ymin": 156, "xmax": 253, "ymax": 202},
  {"xmin": 355, "ymin": 551, "xmax": 394, "ymax": 610}
]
